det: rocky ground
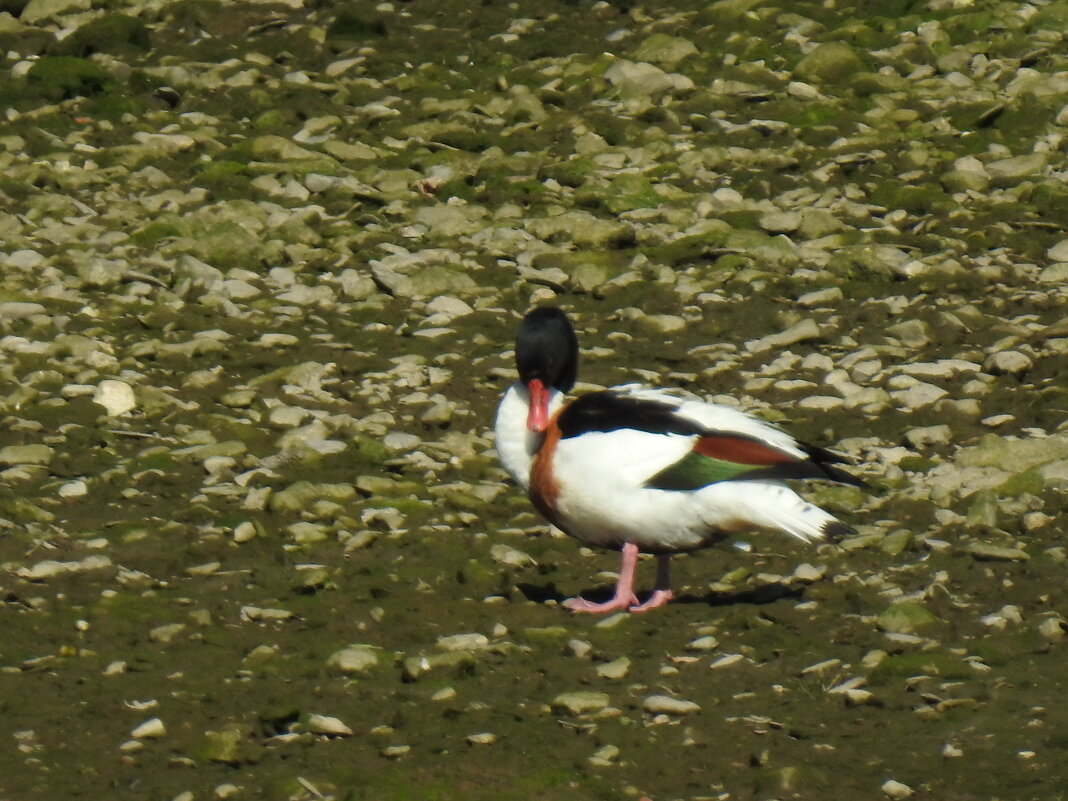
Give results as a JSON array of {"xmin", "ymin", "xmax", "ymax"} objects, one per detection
[{"xmin": 1, "ymin": 0, "xmax": 1067, "ymax": 799}]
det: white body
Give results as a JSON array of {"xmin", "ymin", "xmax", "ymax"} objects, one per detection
[{"xmin": 495, "ymin": 384, "xmax": 842, "ymax": 553}]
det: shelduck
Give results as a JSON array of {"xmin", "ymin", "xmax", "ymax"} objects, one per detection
[{"xmin": 494, "ymin": 306, "xmax": 866, "ymax": 614}]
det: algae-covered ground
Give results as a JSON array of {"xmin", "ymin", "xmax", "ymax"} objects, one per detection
[{"xmin": 1, "ymin": 0, "xmax": 1068, "ymax": 799}]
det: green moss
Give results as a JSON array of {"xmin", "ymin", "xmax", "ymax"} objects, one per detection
[
  {"xmin": 870, "ymin": 652, "xmax": 971, "ymax": 682},
  {"xmin": 52, "ymin": 14, "xmax": 150, "ymax": 58},
  {"xmin": 130, "ymin": 221, "xmax": 184, "ymax": 248},
  {"xmin": 869, "ymin": 181, "xmax": 952, "ymax": 214},
  {"xmin": 538, "ymin": 157, "xmax": 596, "ymax": 188},
  {"xmin": 327, "ymin": 2, "xmax": 388, "ymax": 40},
  {"xmin": 26, "ymin": 56, "xmax": 118, "ymax": 101}
]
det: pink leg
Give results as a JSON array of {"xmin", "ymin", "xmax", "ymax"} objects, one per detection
[
  {"xmin": 564, "ymin": 542, "xmax": 641, "ymax": 613},
  {"xmin": 630, "ymin": 554, "xmax": 674, "ymax": 613}
]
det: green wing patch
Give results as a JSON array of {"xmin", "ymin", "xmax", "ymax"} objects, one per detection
[{"xmin": 646, "ymin": 451, "xmax": 759, "ymax": 491}]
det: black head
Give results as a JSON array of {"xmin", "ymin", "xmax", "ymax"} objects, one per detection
[{"xmin": 514, "ymin": 306, "xmax": 578, "ymax": 393}]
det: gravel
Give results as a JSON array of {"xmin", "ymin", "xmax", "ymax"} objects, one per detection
[{"xmin": 1, "ymin": 0, "xmax": 1067, "ymax": 799}]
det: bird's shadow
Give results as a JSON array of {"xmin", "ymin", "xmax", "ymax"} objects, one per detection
[{"xmin": 516, "ymin": 581, "xmax": 802, "ymax": 609}]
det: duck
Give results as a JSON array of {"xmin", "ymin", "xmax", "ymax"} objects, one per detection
[{"xmin": 494, "ymin": 306, "xmax": 866, "ymax": 614}]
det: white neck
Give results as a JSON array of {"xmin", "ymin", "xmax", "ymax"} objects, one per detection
[{"xmin": 494, "ymin": 382, "xmax": 564, "ymax": 491}]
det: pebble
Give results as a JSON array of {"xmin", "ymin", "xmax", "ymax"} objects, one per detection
[
  {"xmin": 596, "ymin": 656, "xmax": 631, "ymax": 679},
  {"xmin": 745, "ymin": 319, "xmax": 822, "ymax": 353},
  {"xmin": 0, "ymin": 301, "xmax": 46, "ymax": 321},
  {"xmin": 489, "ymin": 544, "xmax": 536, "ymax": 567},
  {"xmin": 93, "ymin": 379, "xmax": 137, "ymax": 416},
  {"xmin": 437, "ymin": 633, "xmax": 490, "ymax": 651},
  {"xmin": 1047, "ymin": 239, "xmax": 1068, "ymax": 262},
  {"xmin": 327, "ymin": 644, "xmax": 379, "ymax": 673},
  {"xmin": 58, "ymin": 479, "xmax": 88, "ymax": 498},
  {"xmin": 232, "ymin": 521, "xmax": 257, "ymax": 543},
  {"xmin": 131, "ymin": 718, "xmax": 166, "ymax": 739},
  {"xmin": 307, "ymin": 714, "xmax": 353, "ymax": 736},
  {"xmin": 588, "ymin": 744, "xmax": 620, "ymax": 766},
  {"xmin": 797, "ymin": 287, "xmax": 843, "ymax": 306},
  {"xmin": 881, "ymin": 779, "xmax": 914, "ymax": 799},
  {"xmin": 685, "ymin": 635, "xmax": 720, "ymax": 652},
  {"xmin": 18, "ymin": 555, "xmax": 111, "ymax": 580},
  {"xmin": 149, "ymin": 623, "xmax": 186, "ymax": 644},
  {"xmin": 552, "ymin": 691, "xmax": 610, "ymax": 715},
  {"xmin": 466, "ymin": 732, "xmax": 497, "ymax": 745},
  {"xmin": 891, "ymin": 382, "xmax": 948, "ymax": 409},
  {"xmin": 964, "ymin": 543, "xmax": 1029, "ymax": 561},
  {"xmin": 983, "ymin": 350, "xmax": 1033, "ymax": 376},
  {"xmin": 642, "ymin": 695, "xmax": 700, "ymax": 715},
  {"xmin": 0, "ymin": 444, "xmax": 54, "ymax": 466},
  {"xmin": 709, "ymin": 653, "xmax": 745, "ymax": 669},
  {"xmin": 792, "ymin": 563, "xmax": 826, "ymax": 582}
]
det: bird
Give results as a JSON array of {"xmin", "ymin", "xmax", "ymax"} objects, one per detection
[{"xmin": 493, "ymin": 306, "xmax": 866, "ymax": 614}]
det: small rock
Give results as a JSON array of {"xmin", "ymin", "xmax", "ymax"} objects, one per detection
[
  {"xmin": 149, "ymin": 623, "xmax": 186, "ymax": 643},
  {"xmin": 327, "ymin": 644, "xmax": 379, "ymax": 674},
  {"xmin": 131, "ymin": 718, "xmax": 166, "ymax": 739},
  {"xmin": 0, "ymin": 301, "xmax": 46, "ymax": 321},
  {"xmin": 746, "ymin": 319, "xmax": 822, "ymax": 353},
  {"xmin": 797, "ymin": 287, "xmax": 843, "ymax": 307},
  {"xmin": 93, "ymin": 380, "xmax": 137, "ymax": 416},
  {"xmin": 638, "ymin": 314, "xmax": 687, "ymax": 335},
  {"xmin": 58, "ymin": 480, "xmax": 88, "ymax": 498},
  {"xmin": 588, "ymin": 744, "xmax": 620, "ymax": 766},
  {"xmin": 876, "ymin": 603, "xmax": 939, "ymax": 634},
  {"xmin": 885, "ymin": 319, "xmax": 930, "ymax": 348},
  {"xmin": 466, "ymin": 732, "xmax": 497, "ymax": 745},
  {"xmin": 685, "ymin": 636, "xmax": 720, "ymax": 652},
  {"xmin": 1038, "ymin": 618, "xmax": 1066, "ymax": 642},
  {"xmin": 881, "ymin": 779, "xmax": 914, "ymax": 799},
  {"xmin": 795, "ymin": 42, "xmax": 865, "ymax": 83},
  {"xmin": 1047, "ymin": 239, "xmax": 1068, "ymax": 262},
  {"xmin": 709, "ymin": 653, "xmax": 745, "ymax": 669},
  {"xmin": 0, "ymin": 444, "xmax": 53, "ymax": 466},
  {"xmin": 792, "ymin": 563, "xmax": 826, "ymax": 582},
  {"xmin": 983, "ymin": 350, "xmax": 1032, "ymax": 376},
  {"xmin": 437, "ymin": 633, "xmax": 490, "ymax": 652},
  {"xmin": 490, "ymin": 544, "xmax": 536, "ymax": 567},
  {"xmin": 552, "ymin": 691, "xmax": 610, "ymax": 715},
  {"xmin": 233, "ymin": 521, "xmax": 257, "ymax": 543},
  {"xmin": 307, "ymin": 714, "xmax": 353, "ymax": 736},
  {"xmin": 964, "ymin": 543, "xmax": 1029, "ymax": 561},
  {"xmin": 18, "ymin": 555, "xmax": 111, "ymax": 580},
  {"xmin": 596, "ymin": 656, "xmax": 631, "ymax": 679},
  {"xmin": 642, "ymin": 695, "xmax": 700, "ymax": 715}
]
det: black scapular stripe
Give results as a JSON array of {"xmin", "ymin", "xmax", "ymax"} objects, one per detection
[{"xmin": 556, "ymin": 391, "xmax": 708, "ymax": 439}]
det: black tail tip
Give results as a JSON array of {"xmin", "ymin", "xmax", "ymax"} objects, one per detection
[{"xmin": 822, "ymin": 520, "xmax": 856, "ymax": 543}]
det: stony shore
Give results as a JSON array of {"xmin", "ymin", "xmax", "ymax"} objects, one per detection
[{"xmin": 1, "ymin": 0, "xmax": 1067, "ymax": 799}]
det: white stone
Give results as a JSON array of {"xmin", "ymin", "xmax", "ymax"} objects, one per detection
[
  {"xmin": 93, "ymin": 380, "xmax": 137, "ymax": 416},
  {"xmin": 58, "ymin": 480, "xmax": 88, "ymax": 498},
  {"xmin": 307, "ymin": 714, "xmax": 353, "ymax": 736},
  {"xmin": 643, "ymin": 695, "xmax": 700, "ymax": 715},
  {"xmin": 881, "ymin": 779, "xmax": 914, "ymax": 799},
  {"xmin": 131, "ymin": 718, "xmax": 166, "ymax": 739},
  {"xmin": 20, "ymin": 0, "xmax": 90, "ymax": 22},
  {"xmin": 437, "ymin": 633, "xmax": 490, "ymax": 651},
  {"xmin": 1046, "ymin": 239, "xmax": 1068, "ymax": 262},
  {"xmin": 983, "ymin": 350, "xmax": 1033, "ymax": 375},
  {"xmin": 327, "ymin": 645, "xmax": 379, "ymax": 673},
  {"xmin": 891, "ymin": 382, "xmax": 948, "ymax": 410}
]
